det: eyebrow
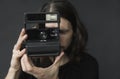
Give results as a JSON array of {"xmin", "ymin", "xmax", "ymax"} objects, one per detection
[{"xmin": 59, "ymin": 29, "xmax": 70, "ymax": 33}]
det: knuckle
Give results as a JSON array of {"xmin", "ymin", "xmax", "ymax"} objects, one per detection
[
  {"xmin": 12, "ymin": 49, "xmax": 16, "ymax": 53},
  {"xmin": 23, "ymin": 67, "xmax": 33, "ymax": 72},
  {"xmin": 22, "ymin": 36, "xmax": 26, "ymax": 41},
  {"xmin": 13, "ymin": 44, "xmax": 17, "ymax": 49}
]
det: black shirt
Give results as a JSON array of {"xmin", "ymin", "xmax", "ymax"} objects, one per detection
[
  {"xmin": 59, "ymin": 53, "xmax": 99, "ymax": 79},
  {"xmin": 19, "ymin": 53, "xmax": 98, "ymax": 79}
]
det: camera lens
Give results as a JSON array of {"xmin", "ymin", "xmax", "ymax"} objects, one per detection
[
  {"xmin": 49, "ymin": 29, "xmax": 58, "ymax": 40},
  {"xmin": 40, "ymin": 31, "xmax": 47, "ymax": 40},
  {"xmin": 51, "ymin": 29, "xmax": 58, "ymax": 36}
]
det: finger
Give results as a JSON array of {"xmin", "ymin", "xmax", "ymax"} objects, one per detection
[
  {"xmin": 14, "ymin": 28, "xmax": 26, "ymax": 49},
  {"xmin": 17, "ymin": 48, "xmax": 26, "ymax": 57},
  {"xmin": 12, "ymin": 48, "xmax": 26, "ymax": 60},
  {"xmin": 21, "ymin": 54, "xmax": 26, "ymax": 70},
  {"xmin": 14, "ymin": 34, "xmax": 27, "ymax": 50},
  {"xmin": 53, "ymin": 51, "xmax": 64, "ymax": 65},
  {"xmin": 28, "ymin": 57, "xmax": 35, "ymax": 66},
  {"xmin": 21, "ymin": 54, "xmax": 34, "ymax": 73},
  {"xmin": 17, "ymin": 28, "xmax": 26, "ymax": 44},
  {"xmin": 18, "ymin": 28, "xmax": 26, "ymax": 40}
]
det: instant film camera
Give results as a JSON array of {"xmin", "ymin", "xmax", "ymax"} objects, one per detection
[{"xmin": 24, "ymin": 12, "xmax": 60, "ymax": 56}]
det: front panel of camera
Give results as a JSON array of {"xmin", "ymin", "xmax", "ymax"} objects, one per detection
[{"xmin": 24, "ymin": 12, "xmax": 60, "ymax": 56}]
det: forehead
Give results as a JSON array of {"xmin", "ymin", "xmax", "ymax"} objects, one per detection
[
  {"xmin": 60, "ymin": 18, "xmax": 72, "ymax": 29},
  {"xmin": 45, "ymin": 18, "xmax": 72, "ymax": 29}
]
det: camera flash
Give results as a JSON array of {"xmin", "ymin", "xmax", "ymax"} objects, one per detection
[{"xmin": 46, "ymin": 14, "xmax": 57, "ymax": 21}]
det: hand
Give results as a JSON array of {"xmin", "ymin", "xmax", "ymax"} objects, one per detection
[
  {"xmin": 20, "ymin": 52, "xmax": 68, "ymax": 79},
  {"xmin": 10, "ymin": 28, "xmax": 27, "ymax": 71}
]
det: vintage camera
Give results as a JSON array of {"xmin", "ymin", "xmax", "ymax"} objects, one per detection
[{"xmin": 24, "ymin": 12, "xmax": 60, "ymax": 56}]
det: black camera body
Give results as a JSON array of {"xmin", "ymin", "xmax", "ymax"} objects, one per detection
[{"xmin": 24, "ymin": 12, "xmax": 60, "ymax": 56}]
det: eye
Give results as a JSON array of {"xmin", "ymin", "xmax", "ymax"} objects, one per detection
[{"xmin": 59, "ymin": 29, "xmax": 68, "ymax": 34}]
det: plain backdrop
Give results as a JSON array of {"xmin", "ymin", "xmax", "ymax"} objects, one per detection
[{"xmin": 0, "ymin": 0, "xmax": 120, "ymax": 79}]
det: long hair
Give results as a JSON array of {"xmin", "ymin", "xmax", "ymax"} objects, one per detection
[{"xmin": 40, "ymin": 0, "xmax": 88, "ymax": 61}]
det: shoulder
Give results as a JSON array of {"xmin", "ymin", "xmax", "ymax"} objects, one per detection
[
  {"xmin": 80, "ymin": 53, "xmax": 98, "ymax": 67},
  {"xmin": 60, "ymin": 52, "xmax": 98, "ymax": 69},
  {"xmin": 59, "ymin": 53, "xmax": 99, "ymax": 79},
  {"xmin": 78, "ymin": 53, "xmax": 99, "ymax": 79},
  {"xmin": 79, "ymin": 53, "xmax": 99, "ymax": 72},
  {"xmin": 61, "ymin": 53, "xmax": 98, "ymax": 68}
]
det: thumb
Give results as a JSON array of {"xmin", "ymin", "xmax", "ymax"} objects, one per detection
[{"xmin": 53, "ymin": 51, "xmax": 64, "ymax": 66}]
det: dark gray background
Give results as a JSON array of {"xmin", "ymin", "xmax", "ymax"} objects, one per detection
[{"xmin": 0, "ymin": 0, "xmax": 120, "ymax": 79}]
